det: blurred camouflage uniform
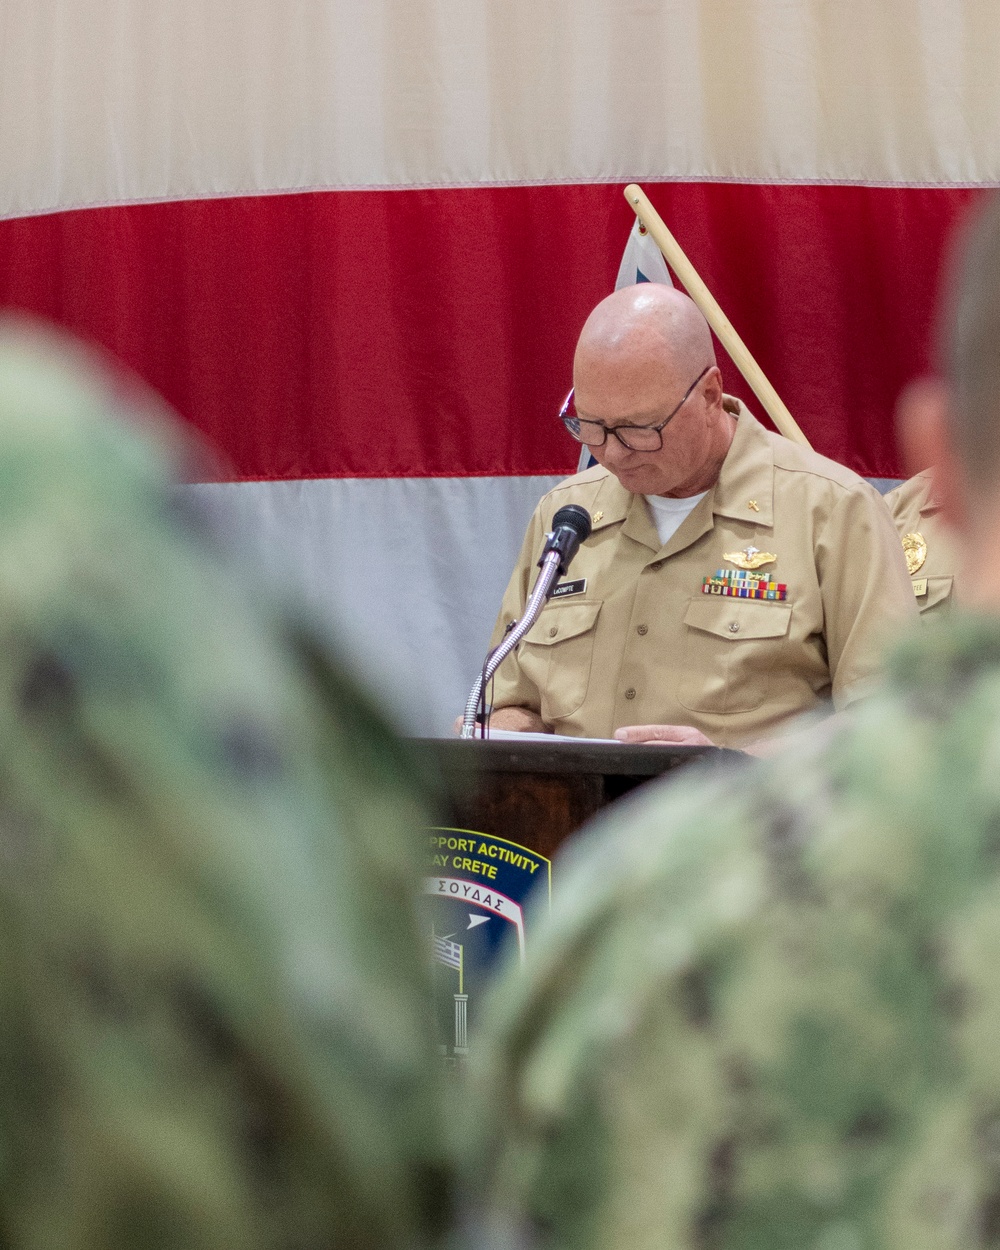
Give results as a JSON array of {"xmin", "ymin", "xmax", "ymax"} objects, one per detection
[
  {"xmin": 469, "ymin": 614, "xmax": 1000, "ymax": 1250},
  {"xmin": 0, "ymin": 328, "xmax": 446, "ymax": 1249}
]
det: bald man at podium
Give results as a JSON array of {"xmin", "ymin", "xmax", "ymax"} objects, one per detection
[{"xmin": 483, "ymin": 286, "xmax": 915, "ymax": 750}]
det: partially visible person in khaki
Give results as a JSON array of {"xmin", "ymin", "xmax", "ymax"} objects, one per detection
[
  {"xmin": 0, "ymin": 325, "xmax": 447, "ymax": 1250},
  {"xmin": 885, "ymin": 468, "xmax": 960, "ymax": 614},
  {"xmin": 485, "ymin": 286, "xmax": 916, "ymax": 749}
]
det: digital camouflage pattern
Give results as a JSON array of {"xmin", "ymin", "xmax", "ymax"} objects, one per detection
[
  {"xmin": 470, "ymin": 614, "xmax": 1000, "ymax": 1250},
  {"xmin": 0, "ymin": 327, "xmax": 445, "ymax": 1249}
]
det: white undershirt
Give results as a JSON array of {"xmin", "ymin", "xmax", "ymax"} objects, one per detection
[{"xmin": 644, "ymin": 491, "xmax": 708, "ymax": 547}]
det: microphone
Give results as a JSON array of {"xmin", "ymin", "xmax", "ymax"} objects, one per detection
[
  {"xmin": 460, "ymin": 505, "xmax": 593, "ymax": 738},
  {"xmin": 540, "ymin": 504, "xmax": 592, "ymax": 576}
]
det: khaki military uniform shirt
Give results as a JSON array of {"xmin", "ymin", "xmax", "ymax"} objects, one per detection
[
  {"xmin": 885, "ymin": 469, "xmax": 959, "ymax": 616},
  {"xmin": 489, "ymin": 405, "xmax": 916, "ymax": 746}
]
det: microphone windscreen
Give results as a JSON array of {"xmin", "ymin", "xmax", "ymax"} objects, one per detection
[{"xmin": 552, "ymin": 504, "xmax": 592, "ymax": 541}]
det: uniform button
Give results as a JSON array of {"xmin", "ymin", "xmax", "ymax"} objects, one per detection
[
  {"xmin": 728, "ymin": 622, "xmax": 740, "ymax": 634},
  {"xmin": 624, "ymin": 687, "xmax": 636, "ymax": 700},
  {"xmin": 637, "ymin": 624, "xmax": 648, "ymax": 636},
  {"xmin": 548, "ymin": 626, "xmax": 557, "ymax": 637},
  {"xmin": 648, "ymin": 560, "xmax": 663, "ymax": 571}
]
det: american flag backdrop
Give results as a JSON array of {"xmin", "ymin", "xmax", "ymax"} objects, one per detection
[{"xmin": 0, "ymin": 1, "xmax": 995, "ymax": 733}]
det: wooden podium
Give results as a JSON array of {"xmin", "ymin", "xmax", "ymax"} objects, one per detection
[{"xmin": 415, "ymin": 738, "xmax": 743, "ymax": 861}]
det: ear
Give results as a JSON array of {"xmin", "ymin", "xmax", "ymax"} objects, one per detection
[
  {"xmin": 702, "ymin": 365, "xmax": 724, "ymax": 417},
  {"xmin": 895, "ymin": 376, "xmax": 969, "ymax": 533}
]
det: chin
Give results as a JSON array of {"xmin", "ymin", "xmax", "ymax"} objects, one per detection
[{"xmin": 615, "ymin": 467, "xmax": 665, "ymax": 493}]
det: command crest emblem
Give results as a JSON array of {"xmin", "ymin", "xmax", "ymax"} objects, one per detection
[
  {"xmin": 902, "ymin": 531, "xmax": 927, "ymax": 575},
  {"xmin": 424, "ymin": 829, "xmax": 550, "ymax": 1066}
]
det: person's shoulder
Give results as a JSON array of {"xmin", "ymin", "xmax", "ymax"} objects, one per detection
[
  {"xmin": 766, "ymin": 428, "xmax": 876, "ymax": 496},
  {"xmin": 471, "ymin": 615, "xmax": 1000, "ymax": 1245},
  {"xmin": 468, "ymin": 698, "xmax": 919, "ymax": 1239},
  {"xmin": 733, "ymin": 403, "xmax": 878, "ymax": 500},
  {"xmin": 885, "ymin": 469, "xmax": 933, "ymax": 504},
  {"xmin": 530, "ymin": 464, "xmax": 617, "ymax": 518},
  {"xmin": 549, "ymin": 464, "xmax": 614, "ymax": 495},
  {"xmin": 884, "ymin": 470, "xmax": 933, "ymax": 522}
]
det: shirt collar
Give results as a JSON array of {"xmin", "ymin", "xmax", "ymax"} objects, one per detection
[
  {"xmin": 915, "ymin": 472, "xmax": 942, "ymax": 518},
  {"xmin": 707, "ymin": 401, "xmax": 775, "ymax": 527},
  {"xmin": 585, "ymin": 473, "xmax": 633, "ymax": 533},
  {"xmin": 581, "ymin": 473, "xmax": 664, "ymax": 552}
]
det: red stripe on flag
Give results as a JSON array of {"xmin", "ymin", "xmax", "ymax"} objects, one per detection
[{"xmin": 0, "ymin": 183, "xmax": 983, "ymax": 481}]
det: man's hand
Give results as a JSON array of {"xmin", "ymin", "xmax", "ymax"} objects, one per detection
[
  {"xmin": 452, "ymin": 707, "xmax": 550, "ymax": 735},
  {"xmin": 613, "ymin": 724, "xmax": 715, "ymax": 746}
]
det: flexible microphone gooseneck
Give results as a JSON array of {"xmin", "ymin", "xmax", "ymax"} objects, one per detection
[{"xmin": 460, "ymin": 504, "xmax": 593, "ymax": 739}]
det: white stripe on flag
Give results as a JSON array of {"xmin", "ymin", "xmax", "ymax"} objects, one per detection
[
  {"xmin": 5, "ymin": 2, "xmax": 1000, "ymax": 219},
  {"xmin": 186, "ymin": 474, "xmax": 564, "ymax": 738}
]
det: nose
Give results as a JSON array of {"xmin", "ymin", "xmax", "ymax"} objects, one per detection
[{"xmin": 599, "ymin": 431, "xmax": 638, "ymax": 466}]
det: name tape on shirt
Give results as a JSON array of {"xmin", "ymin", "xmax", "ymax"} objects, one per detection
[{"xmin": 551, "ymin": 578, "xmax": 587, "ymax": 599}]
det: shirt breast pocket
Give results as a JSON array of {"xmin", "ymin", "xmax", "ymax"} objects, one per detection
[
  {"xmin": 519, "ymin": 600, "xmax": 602, "ymax": 722},
  {"xmin": 917, "ymin": 575, "xmax": 953, "ymax": 615},
  {"xmin": 678, "ymin": 597, "xmax": 792, "ymax": 715}
]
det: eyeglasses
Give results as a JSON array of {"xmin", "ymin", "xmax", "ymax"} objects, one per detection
[{"xmin": 559, "ymin": 365, "xmax": 712, "ymax": 452}]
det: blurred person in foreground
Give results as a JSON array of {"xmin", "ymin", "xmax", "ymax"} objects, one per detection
[
  {"xmin": 465, "ymin": 195, "xmax": 1000, "ymax": 1249},
  {"xmin": 0, "ymin": 323, "xmax": 445, "ymax": 1249}
]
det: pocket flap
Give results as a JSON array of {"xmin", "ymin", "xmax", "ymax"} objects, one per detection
[
  {"xmin": 684, "ymin": 597, "xmax": 791, "ymax": 641},
  {"xmin": 916, "ymin": 575, "xmax": 953, "ymax": 612},
  {"xmin": 525, "ymin": 600, "xmax": 602, "ymax": 646}
]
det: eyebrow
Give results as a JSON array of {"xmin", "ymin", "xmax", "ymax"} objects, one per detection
[
  {"xmin": 573, "ymin": 408, "xmax": 664, "ymax": 428},
  {"xmin": 575, "ymin": 364, "xmax": 712, "ymax": 427}
]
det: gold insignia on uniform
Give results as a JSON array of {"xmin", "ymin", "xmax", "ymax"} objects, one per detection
[
  {"xmin": 747, "ymin": 499, "xmax": 759, "ymax": 512},
  {"xmin": 593, "ymin": 510, "xmax": 604, "ymax": 523},
  {"xmin": 901, "ymin": 531, "xmax": 927, "ymax": 576},
  {"xmin": 723, "ymin": 544, "xmax": 777, "ymax": 571}
]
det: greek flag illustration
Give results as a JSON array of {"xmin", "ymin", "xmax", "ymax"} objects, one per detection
[{"xmin": 432, "ymin": 932, "xmax": 468, "ymax": 1053}]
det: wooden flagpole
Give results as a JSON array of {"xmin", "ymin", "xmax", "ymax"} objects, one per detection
[{"xmin": 624, "ymin": 183, "xmax": 811, "ymax": 449}]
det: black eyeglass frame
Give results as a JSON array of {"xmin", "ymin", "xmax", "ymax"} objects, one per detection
[{"xmin": 558, "ymin": 364, "xmax": 713, "ymax": 452}]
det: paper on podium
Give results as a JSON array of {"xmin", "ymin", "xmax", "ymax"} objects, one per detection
[{"xmin": 484, "ymin": 728, "xmax": 623, "ymax": 746}]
